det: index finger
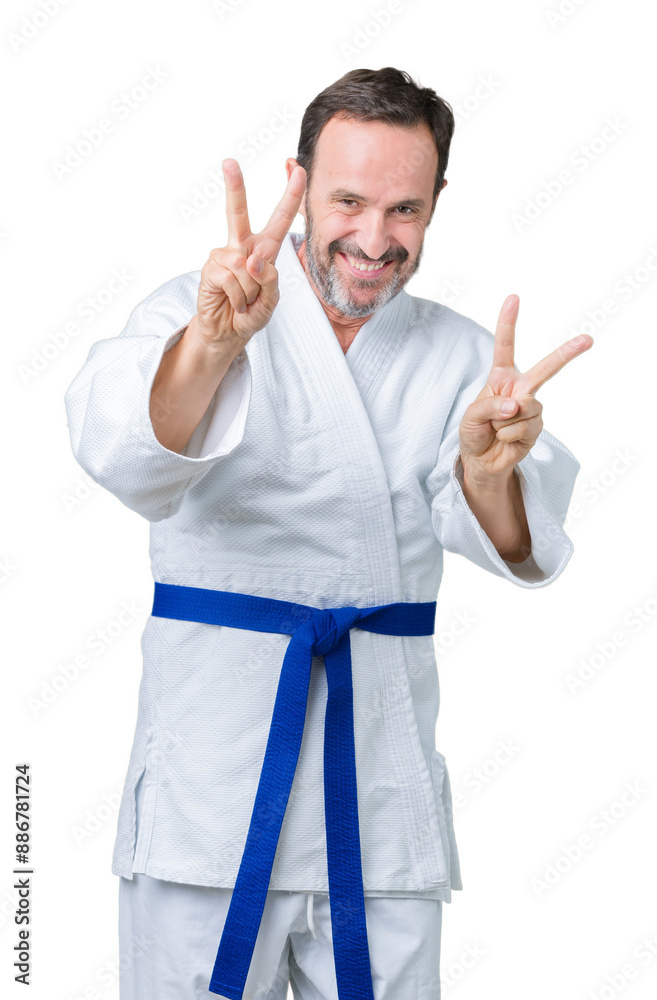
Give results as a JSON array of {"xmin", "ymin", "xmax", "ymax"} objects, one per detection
[
  {"xmin": 223, "ymin": 158, "xmax": 252, "ymax": 248},
  {"xmin": 491, "ymin": 294, "xmax": 519, "ymax": 370},
  {"xmin": 257, "ymin": 165, "xmax": 307, "ymax": 263},
  {"xmin": 520, "ymin": 334, "xmax": 594, "ymax": 395}
]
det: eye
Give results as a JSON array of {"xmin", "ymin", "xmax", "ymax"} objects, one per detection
[{"xmin": 337, "ymin": 200, "xmax": 416, "ymax": 215}]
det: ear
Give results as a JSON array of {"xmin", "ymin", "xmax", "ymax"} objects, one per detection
[{"xmin": 286, "ymin": 157, "xmax": 307, "ymax": 219}]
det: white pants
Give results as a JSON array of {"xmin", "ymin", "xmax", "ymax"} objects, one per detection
[{"xmin": 118, "ymin": 873, "xmax": 442, "ymax": 1000}]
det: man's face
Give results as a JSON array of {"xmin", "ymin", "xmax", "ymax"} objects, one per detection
[{"xmin": 290, "ymin": 115, "xmax": 442, "ymax": 320}]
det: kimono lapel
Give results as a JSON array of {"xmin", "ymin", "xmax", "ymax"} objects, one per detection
[
  {"xmin": 266, "ymin": 235, "xmax": 448, "ymax": 893},
  {"xmin": 268, "ymin": 232, "xmax": 412, "ymax": 606},
  {"xmin": 343, "ymin": 288, "xmax": 412, "ymax": 399}
]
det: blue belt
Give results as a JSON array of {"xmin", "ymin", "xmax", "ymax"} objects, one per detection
[{"xmin": 151, "ymin": 582, "xmax": 437, "ymax": 1000}]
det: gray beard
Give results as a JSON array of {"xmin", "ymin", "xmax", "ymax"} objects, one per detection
[{"xmin": 302, "ymin": 207, "xmax": 424, "ymax": 320}]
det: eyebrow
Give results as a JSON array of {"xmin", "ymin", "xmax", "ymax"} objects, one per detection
[{"xmin": 329, "ymin": 188, "xmax": 426, "ymax": 209}]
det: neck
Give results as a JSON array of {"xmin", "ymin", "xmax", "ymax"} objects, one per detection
[{"xmin": 296, "ymin": 239, "xmax": 372, "ymax": 354}]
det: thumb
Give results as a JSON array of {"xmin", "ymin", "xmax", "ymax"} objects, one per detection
[
  {"xmin": 467, "ymin": 395, "xmax": 518, "ymax": 426},
  {"xmin": 248, "ymin": 253, "xmax": 265, "ymax": 276},
  {"xmin": 246, "ymin": 253, "xmax": 279, "ymax": 308},
  {"xmin": 247, "ymin": 253, "xmax": 278, "ymax": 285}
]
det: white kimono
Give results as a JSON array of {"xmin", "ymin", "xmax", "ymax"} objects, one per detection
[{"xmin": 63, "ymin": 230, "xmax": 580, "ymax": 905}]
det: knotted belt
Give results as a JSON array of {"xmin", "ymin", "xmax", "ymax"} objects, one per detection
[{"xmin": 151, "ymin": 582, "xmax": 437, "ymax": 1000}]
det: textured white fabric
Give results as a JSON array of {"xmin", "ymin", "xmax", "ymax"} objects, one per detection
[
  {"xmin": 118, "ymin": 873, "xmax": 443, "ymax": 1000},
  {"xmin": 64, "ymin": 230, "xmax": 580, "ymax": 902}
]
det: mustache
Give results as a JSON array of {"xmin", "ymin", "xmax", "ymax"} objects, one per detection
[{"xmin": 328, "ymin": 242, "xmax": 408, "ymax": 264}]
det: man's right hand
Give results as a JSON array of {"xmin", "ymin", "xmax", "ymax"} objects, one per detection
[{"xmin": 191, "ymin": 158, "xmax": 307, "ymax": 352}]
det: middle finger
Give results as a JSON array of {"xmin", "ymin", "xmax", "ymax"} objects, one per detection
[
  {"xmin": 223, "ymin": 159, "xmax": 253, "ymax": 249},
  {"xmin": 520, "ymin": 335, "xmax": 593, "ymax": 395},
  {"xmin": 257, "ymin": 165, "xmax": 307, "ymax": 263}
]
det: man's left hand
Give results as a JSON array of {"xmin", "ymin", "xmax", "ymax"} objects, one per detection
[{"xmin": 458, "ymin": 294, "xmax": 594, "ymax": 482}]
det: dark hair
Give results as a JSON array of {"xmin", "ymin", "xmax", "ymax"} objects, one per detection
[{"xmin": 296, "ymin": 67, "xmax": 455, "ymax": 213}]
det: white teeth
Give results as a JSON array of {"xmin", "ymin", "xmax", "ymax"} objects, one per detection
[{"xmin": 344, "ymin": 254, "xmax": 387, "ymax": 272}]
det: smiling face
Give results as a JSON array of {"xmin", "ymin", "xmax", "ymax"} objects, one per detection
[{"xmin": 289, "ymin": 115, "xmax": 443, "ymax": 321}]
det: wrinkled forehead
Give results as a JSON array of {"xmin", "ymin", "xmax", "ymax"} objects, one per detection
[{"xmin": 311, "ymin": 115, "xmax": 439, "ymax": 203}]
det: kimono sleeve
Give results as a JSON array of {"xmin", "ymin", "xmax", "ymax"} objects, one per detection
[
  {"xmin": 63, "ymin": 276, "xmax": 252, "ymax": 523},
  {"xmin": 425, "ymin": 367, "xmax": 580, "ymax": 589}
]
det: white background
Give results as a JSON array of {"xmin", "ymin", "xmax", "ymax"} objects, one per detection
[{"xmin": 3, "ymin": 0, "xmax": 656, "ymax": 998}]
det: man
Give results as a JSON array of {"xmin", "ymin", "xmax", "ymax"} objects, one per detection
[{"xmin": 64, "ymin": 67, "xmax": 591, "ymax": 1000}]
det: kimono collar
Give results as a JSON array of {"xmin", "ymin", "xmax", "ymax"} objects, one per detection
[{"xmin": 275, "ymin": 230, "xmax": 412, "ymax": 385}]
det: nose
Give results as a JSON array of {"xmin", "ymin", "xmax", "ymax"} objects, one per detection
[{"xmin": 353, "ymin": 213, "xmax": 395, "ymax": 262}]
